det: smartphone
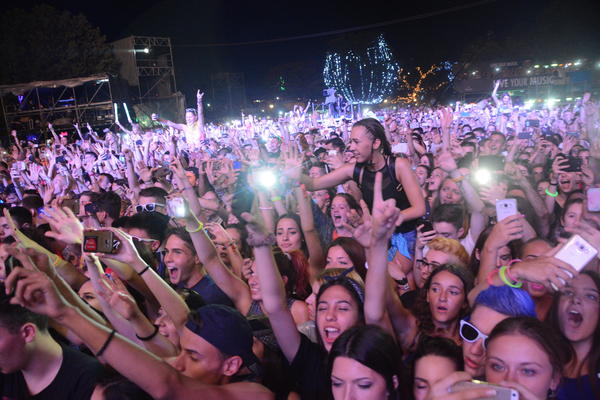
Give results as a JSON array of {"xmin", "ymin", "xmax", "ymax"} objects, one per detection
[
  {"xmin": 525, "ymin": 119, "xmax": 540, "ymax": 128},
  {"xmin": 517, "ymin": 131, "xmax": 532, "ymax": 140},
  {"xmin": 478, "ymin": 155, "xmax": 505, "ymax": 172},
  {"xmin": 587, "ymin": 188, "xmax": 600, "ymax": 212},
  {"xmin": 62, "ymin": 199, "xmax": 80, "ymax": 215},
  {"xmin": 452, "ymin": 380, "xmax": 518, "ymax": 400},
  {"xmin": 167, "ymin": 197, "xmax": 186, "ymax": 218},
  {"xmin": 417, "ymin": 218, "xmax": 434, "ymax": 233},
  {"xmin": 496, "ymin": 198, "xmax": 518, "ymax": 222},
  {"xmin": 554, "ymin": 234, "xmax": 598, "ymax": 272},
  {"xmin": 83, "ymin": 230, "xmax": 120, "ymax": 254},
  {"xmin": 563, "ymin": 155, "xmax": 582, "ymax": 172}
]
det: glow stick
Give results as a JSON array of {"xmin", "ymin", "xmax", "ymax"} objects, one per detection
[
  {"xmin": 123, "ymin": 103, "xmax": 132, "ymax": 123},
  {"xmin": 113, "ymin": 103, "xmax": 119, "ymax": 122}
]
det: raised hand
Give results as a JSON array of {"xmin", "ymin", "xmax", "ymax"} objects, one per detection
[
  {"xmin": 96, "ymin": 274, "xmax": 141, "ymax": 321},
  {"xmin": 4, "ymin": 267, "xmax": 68, "ymax": 319},
  {"xmin": 439, "ymin": 107, "xmax": 454, "ymax": 130},
  {"xmin": 197, "ymin": 90, "xmax": 204, "ymax": 102},
  {"xmin": 92, "ymin": 229, "xmax": 145, "ymax": 272},
  {"xmin": 241, "ymin": 213, "xmax": 275, "ymax": 248},
  {"xmin": 342, "ymin": 200, "xmax": 372, "ymax": 248},
  {"xmin": 486, "ymin": 214, "xmax": 524, "ymax": 248},
  {"xmin": 41, "ymin": 206, "xmax": 84, "ymax": 245}
]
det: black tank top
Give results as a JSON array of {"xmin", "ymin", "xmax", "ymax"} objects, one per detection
[{"xmin": 352, "ymin": 156, "xmax": 417, "ymax": 233}]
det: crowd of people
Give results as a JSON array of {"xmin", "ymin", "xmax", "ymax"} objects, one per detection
[{"xmin": 0, "ymin": 83, "xmax": 599, "ymax": 400}]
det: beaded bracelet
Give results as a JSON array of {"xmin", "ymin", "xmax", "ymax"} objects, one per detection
[{"xmin": 499, "ymin": 265, "xmax": 523, "ymax": 288}]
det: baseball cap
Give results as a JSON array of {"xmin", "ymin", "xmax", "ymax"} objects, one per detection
[{"xmin": 185, "ymin": 305, "xmax": 258, "ymax": 367}]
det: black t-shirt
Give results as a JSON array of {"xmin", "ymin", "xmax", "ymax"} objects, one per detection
[
  {"xmin": 287, "ymin": 333, "xmax": 328, "ymax": 399},
  {"xmin": 0, "ymin": 345, "xmax": 102, "ymax": 400}
]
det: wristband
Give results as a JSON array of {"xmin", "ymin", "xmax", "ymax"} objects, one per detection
[
  {"xmin": 499, "ymin": 265, "xmax": 523, "ymax": 288},
  {"xmin": 138, "ymin": 265, "xmax": 151, "ymax": 276},
  {"xmin": 136, "ymin": 325, "xmax": 159, "ymax": 341},
  {"xmin": 545, "ymin": 188, "xmax": 558, "ymax": 197},
  {"xmin": 270, "ymin": 196, "xmax": 282, "ymax": 202},
  {"xmin": 185, "ymin": 221, "xmax": 204, "ymax": 233},
  {"xmin": 96, "ymin": 329, "xmax": 116, "ymax": 358}
]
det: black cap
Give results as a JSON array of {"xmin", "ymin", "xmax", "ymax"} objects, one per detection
[{"xmin": 185, "ymin": 305, "xmax": 258, "ymax": 367}]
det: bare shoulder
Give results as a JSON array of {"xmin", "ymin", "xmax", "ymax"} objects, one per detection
[
  {"xmin": 394, "ymin": 156, "xmax": 411, "ymax": 170},
  {"xmin": 221, "ymin": 382, "xmax": 274, "ymax": 400}
]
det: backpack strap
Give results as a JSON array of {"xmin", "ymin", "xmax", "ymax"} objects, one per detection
[
  {"xmin": 353, "ymin": 162, "xmax": 365, "ymax": 188},
  {"xmin": 385, "ymin": 156, "xmax": 403, "ymax": 192}
]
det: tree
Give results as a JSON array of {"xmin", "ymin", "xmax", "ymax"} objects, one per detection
[{"xmin": 0, "ymin": 5, "xmax": 118, "ymax": 84}]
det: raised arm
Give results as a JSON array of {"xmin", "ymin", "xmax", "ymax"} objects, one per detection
[
  {"xmin": 491, "ymin": 80, "xmax": 501, "ymax": 107},
  {"xmin": 283, "ymin": 145, "xmax": 353, "ymax": 191},
  {"xmin": 173, "ymin": 162, "xmax": 252, "ymax": 314},
  {"xmin": 197, "ymin": 91, "xmax": 205, "ymax": 140},
  {"xmin": 6, "ymin": 268, "xmax": 272, "ymax": 400},
  {"xmin": 99, "ymin": 229, "xmax": 191, "ymax": 330},
  {"xmin": 364, "ymin": 173, "xmax": 418, "ymax": 351},
  {"xmin": 244, "ymin": 216, "xmax": 301, "ymax": 363},
  {"xmin": 293, "ymin": 186, "xmax": 325, "ymax": 279}
]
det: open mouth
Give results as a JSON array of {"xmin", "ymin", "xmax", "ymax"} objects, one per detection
[
  {"xmin": 168, "ymin": 267, "xmax": 179, "ymax": 281},
  {"xmin": 567, "ymin": 310, "xmax": 583, "ymax": 327},
  {"xmin": 436, "ymin": 305, "xmax": 448, "ymax": 313},
  {"xmin": 323, "ymin": 327, "xmax": 341, "ymax": 343}
]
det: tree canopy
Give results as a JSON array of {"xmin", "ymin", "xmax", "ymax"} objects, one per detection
[{"xmin": 0, "ymin": 5, "xmax": 118, "ymax": 85}]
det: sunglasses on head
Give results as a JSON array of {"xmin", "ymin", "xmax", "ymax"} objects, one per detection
[
  {"xmin": 459, "ymin": 319, "xmax": 489, "ymax": 349},
  {"xmin": 135, "ymin": 203, "xmax": 165, "ymax": 213}
]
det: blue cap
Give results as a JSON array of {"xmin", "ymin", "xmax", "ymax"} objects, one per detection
[{"xmin": 185, "ymin": 305, "xmax": 258, "ymax": 367}]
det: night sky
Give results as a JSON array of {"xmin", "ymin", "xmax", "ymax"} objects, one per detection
[{"xmin": 3, "ymin": 0, "xmax": 599, "ymax": 102}]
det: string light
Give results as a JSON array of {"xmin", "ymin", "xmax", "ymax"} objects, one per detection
[
  {"xmin": 323, "ymin": 35, "xmax": 398, "ymax": 104},
  {"xmin": 394, "ymin": 62, "xmax": 454, "ymax": 104}
]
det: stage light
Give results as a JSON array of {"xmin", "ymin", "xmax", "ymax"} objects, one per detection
[
  {"xmin": 534, "ymin": 65, "xmax": 540, "ymax": 68},
  {"xmin": 574, "ymin": 60, "xmax": 582, "ymax": 66},
  {"xmin": 551, "ymin": 63, "xmax": 558, "ymax": 67},
  {"xmin": 524, "ymin": 99, "xmax": 535, "ymax": 109},
  {"xmin": 269, "ymin": 104, "xmax": 274, "ymax": 109},
  {"xmin": 275, "ymin": 96, "xmax": 280, "ymax": 100},
  {"xmin": 143, "ymin": 48, "xmax": 149, "ymax": 54},
  {"xmin": 526, "ymin": 70, "xmax": 532, "ymax": 74},
  {"xmin": 495, "ymin": 67, "xmax": 500, "ymax": 72},
  {"xmin": 207, "ymin": 103, "xmax": 211, "ymax": 107}
]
